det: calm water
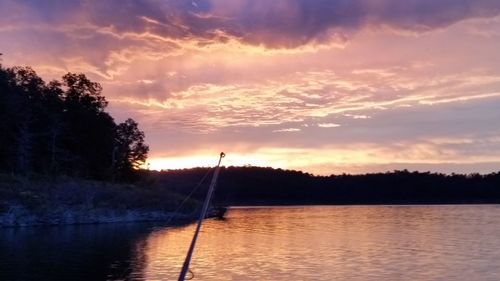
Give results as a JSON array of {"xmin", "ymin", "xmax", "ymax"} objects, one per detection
[{"xmin": 2, "ymin": 205, "xmax": 500, "ymax": 280}]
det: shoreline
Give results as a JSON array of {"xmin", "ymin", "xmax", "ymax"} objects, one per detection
[
  {"xmin": 0, "ymin": 205, "xmax": 196, "ymax": 228},
  {"xmin": 0, "ymin": 174, "xmax": 201, "ymax": 228}
]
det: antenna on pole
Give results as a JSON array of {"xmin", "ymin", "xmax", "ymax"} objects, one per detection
[{"xmin": 178, "ymin": 152, "xmax": 225, "ymax": 281}]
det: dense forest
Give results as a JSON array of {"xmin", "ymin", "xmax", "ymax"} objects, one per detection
[
  {"xmin": 0, "ymin": 58, "xmax": 148, "ymax": 181},
  {"xmin": 152, "ymin": 167, "xmax": 500, "ymax": 205}
]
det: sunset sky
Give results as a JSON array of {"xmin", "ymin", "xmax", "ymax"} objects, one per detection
[{"xmin": 1, "ymin": 0, "xmax": 500, "ymax": 175}]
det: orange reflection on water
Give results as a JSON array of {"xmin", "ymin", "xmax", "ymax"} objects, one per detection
[{"xmin": 130, "ymin": 206, "xmax": 500, "ymax": 281}]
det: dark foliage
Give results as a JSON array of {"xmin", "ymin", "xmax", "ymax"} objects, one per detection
[
  {"xmin": 0, "ymin": 61, "xmax": 148, "ymax": 181},
  {"xmin": 154, "ymin": 167, "xmax": 500, "ymax": 205},
  {"xmin": 114, "ymin": 118, "xmax": 149, "ymax": 181}
]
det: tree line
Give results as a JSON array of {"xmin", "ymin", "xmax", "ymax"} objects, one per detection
[
  {"xmin": 0, "ymin": 58, "xmax": 148, "ymax": 181},
  {"xmin": 152, "ymin": 167, "xmax": 500, "ymax": 205}
]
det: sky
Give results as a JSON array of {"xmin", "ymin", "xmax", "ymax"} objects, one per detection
[{"xmin": 1, "ymin": 0, "xmax": 500, "ymax": 175}]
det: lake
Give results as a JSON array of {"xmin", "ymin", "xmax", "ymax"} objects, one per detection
[{"xmin": 1, "ymin": 205, "xmax": 500, "ymax": 280}]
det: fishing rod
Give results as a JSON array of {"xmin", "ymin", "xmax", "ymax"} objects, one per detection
[{"xmin": 178, "ymin": 152, "xmax": 225, "ymax": 281}]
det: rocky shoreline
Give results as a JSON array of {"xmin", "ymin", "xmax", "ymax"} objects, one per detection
[
  {"xmin": 0, "ymin": 205, "xmax": 193, "ymax": 227},
  {"xmin": 0, "ymin": 175, "xmax": 200, "ymax": 227}
]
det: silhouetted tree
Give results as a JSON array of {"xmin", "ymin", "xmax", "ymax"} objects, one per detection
[
  {"xmin": 0, "ymin": 64, "xmax": 15, "ymax": 172},
  {"xmin": 42, "ymin": 80, "xmax": 65, "ymax": 173},
  {"xmin": 4, "ymin": 66, "xmax": 45, "ymax": 174},
  {"xmin": 114, "ymin": 118, "xmax": 149, "ymax": 180},
  {"xmin": 61, "ymin": 73, "xmax": 116, "ymax": 179}
]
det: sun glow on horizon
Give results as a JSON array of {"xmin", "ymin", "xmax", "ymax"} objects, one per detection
[
  {"xmin": 145, "ymin": 144, "xmax": 500, "ymax": 175},
  {"xmin": 147, "ymin": 153, "xmax": 272, "ymax": 171}
]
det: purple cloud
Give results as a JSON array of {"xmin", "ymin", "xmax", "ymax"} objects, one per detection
[{"xmin": 2, "ymin": 0, "xmax": 500, "ymax": 48}]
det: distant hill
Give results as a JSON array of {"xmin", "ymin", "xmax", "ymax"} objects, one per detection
[{"xmin": 151, "ymin": 167, "xmax": 500, "ymax": 205}]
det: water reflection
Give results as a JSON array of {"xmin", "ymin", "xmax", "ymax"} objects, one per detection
[
  {"xmin": 131, "ymin": 205, "xmax": 500, "ymax": 280},
  {"xmin": 0, "ymin": 223, "xmax": 151, "ymax": 281},
  {"xmin": 2, "ymin": 206, "xmax": 500, "ymax": 280}
]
